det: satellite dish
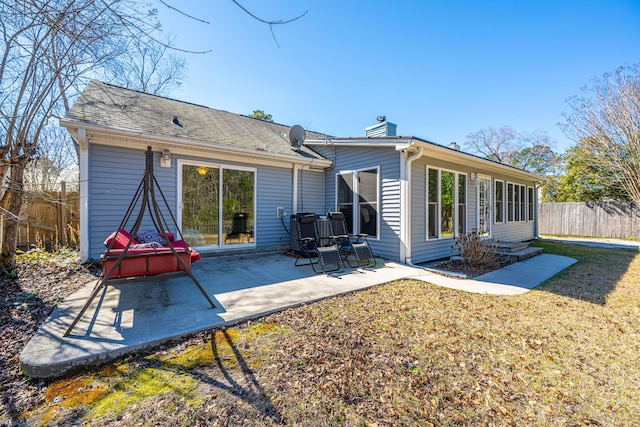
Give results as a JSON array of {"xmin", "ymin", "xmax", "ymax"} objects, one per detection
[{"xmin": 289, "ymin": 125, "xmax": 306, "ymax": 149}]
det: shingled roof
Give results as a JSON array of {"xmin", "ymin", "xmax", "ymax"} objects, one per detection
[{"xmin": 65, "ymin": 80, "xmax": 328, "ymax": 160}]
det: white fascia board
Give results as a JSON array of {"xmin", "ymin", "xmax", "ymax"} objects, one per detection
[
  {"xmin": 412, "ymin": 140, "xmax": 546, "ymax": 182},
  {"xmin": 60, "ymin": 119, "xmax": 333, "ymax": 169},
  {"xmin": 304, "ymin": 138, "xmax": 414, "ymax": 150}
]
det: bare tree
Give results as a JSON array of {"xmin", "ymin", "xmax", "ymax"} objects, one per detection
[
  {"xmin": 465, "ymin": 126, "xmax": 561, "ymax": 174},
  {"xmin": 0, "ymin": 0, "xmax": 172, "ymax": 269},
  {"xmin": 560, "ymin": 63, "xmax": 640, "ymax": 202},
  {"xmin": 464, "ymin": 126, "xmax": 519, "ymax": 164},
  {"xmin": 24, "ymin": 125, "xmax": 77, "ymax": 192},
  {"xmin": 0, "ymin": 0, "xmax": 306, "ymax": 269},
  {"xmin": 103, "ymin": 35, "xmax": 187, "ymax": 96},
  {"xmin": 24, "ymin": 34, "xmax": 188, "ymax": 197}
]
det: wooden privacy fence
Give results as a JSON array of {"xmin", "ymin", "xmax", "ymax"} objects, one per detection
[
  {"xmin": 538, "ymin": 202, "xmax": 640, "ymax": 239},
  {"xmin": 11, "ymin": 182, "xmax": 80, "ymax": 250}
]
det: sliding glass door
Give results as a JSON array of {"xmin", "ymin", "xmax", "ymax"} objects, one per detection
[
  {"xmin": 221, "ymin": 169, "xmax": 255, "ymax": 246},
  {"xmin": 337, "ymin": 168, "xmax": 379, "ymax": 238},
  {"xmin": 180, "ymin": 162, "xmax": 255, "ymax": 248}
]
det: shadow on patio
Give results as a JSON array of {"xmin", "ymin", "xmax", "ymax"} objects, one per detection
[{"xmin": 19, "ymin": 253, "xmax": 423, "ymax": 378}]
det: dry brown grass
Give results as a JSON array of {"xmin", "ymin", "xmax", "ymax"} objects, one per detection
[{"xmin": 19, "ymin": 241, "xmax": 640, "ymax": 426}]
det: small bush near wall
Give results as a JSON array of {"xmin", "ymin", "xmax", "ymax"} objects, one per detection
[{"xmin": 452, "ymin": 230, "xmax": 499, "ymax": 267}]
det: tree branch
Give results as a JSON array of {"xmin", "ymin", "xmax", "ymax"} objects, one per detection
[{"xmin": 230, "ymin": 0, "xmax": 307, "ymax": 48}]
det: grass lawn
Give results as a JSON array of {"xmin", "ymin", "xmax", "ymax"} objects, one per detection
[{"xmin": 20, "ymin": 241, "xmax": 640, "ymax": 426}]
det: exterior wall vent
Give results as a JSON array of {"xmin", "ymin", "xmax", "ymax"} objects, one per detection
[{"xmin": 365, "ymin": 117, "xmax": 397, "ymax": 137}]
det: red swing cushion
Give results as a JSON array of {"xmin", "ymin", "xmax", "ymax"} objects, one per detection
[
  {"xmin": 102, "ymin": 230, "xmax": 200, "ymax": 278},
  {"xmin": 104, "ymin": 229, "xmax": 138, "ymax": 249}
]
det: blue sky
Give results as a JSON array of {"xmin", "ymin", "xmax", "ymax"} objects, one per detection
[{"xmin": 159, "ymin": 1, "xmax": 640, "ymax": 153}]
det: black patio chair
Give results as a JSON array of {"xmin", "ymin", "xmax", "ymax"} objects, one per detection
[
  {"xmin": 294, "ymin": 212, "xmax": 345, "ymax": 274},
  {"xmin": 327, "ymin": 211, "xmax": 377, "ymax": 268},
  {"xmin": 225, "ymin": 212, "xmax": 250, "ymax": 244}
]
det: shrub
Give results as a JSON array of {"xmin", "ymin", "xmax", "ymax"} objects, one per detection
[{"xmin": 452, "ymin": 229, "xmax": 499, "ymax": 267}]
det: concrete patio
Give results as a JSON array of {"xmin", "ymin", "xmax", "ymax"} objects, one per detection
[{"xmin": 19, "ymin": 252, "xmax": 577, "ymax": 378}]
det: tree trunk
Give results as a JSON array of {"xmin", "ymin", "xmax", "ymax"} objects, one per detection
[{"xmin": 0, "ymin": 161, "xmax": 27, "ymax": 271}]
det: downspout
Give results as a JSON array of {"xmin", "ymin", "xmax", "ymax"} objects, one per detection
[
  {"xmin": 292, "ymin": 164, "xmax": 299, "ymax": 214},
  {"xmin": 534, "ymin": 181, "xmax": 540, "ymax": 239},
  {"xmin": 400, "ymin": 147, "xmax": 423, "ymax": 265},
  {"xmin": 77, "ymin": 128, "xmax": 90, "ymax": 263}
]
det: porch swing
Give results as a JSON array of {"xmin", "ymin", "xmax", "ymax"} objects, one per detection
[{"xmin": 64, "ymin": 146, "xmax": 215, "ymax": 337}]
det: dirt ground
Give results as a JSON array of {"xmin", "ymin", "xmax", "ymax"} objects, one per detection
[
  {"xmin": 0, "ymin": 249, "xmax": 100, "ymax": 424},
  {"xmin": 426, "ymin": 257, "xmax": 516, "ymax": 278}
]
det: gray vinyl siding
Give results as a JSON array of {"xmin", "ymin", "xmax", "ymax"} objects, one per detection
[
  {"xmin": 255, "ymin": 164, "xmax": 293, "ymax": 247},
  {"xmin": 296, "ymin": 169, "xmax": 324, "ymax": 214},
  {"xmin": 492, "ymin": 222, "xmax": 535, "ymax": 242},
  {"xmin": 87, "ymin": 145, "xmax": 295, "ymax": 259},
  {"xmin": 321, "ymin": 145, "xmax": 401, "ymax": 261},
  {"xmin": 88, "ymin": 144, "xmax": 176, "ymax": 259}
]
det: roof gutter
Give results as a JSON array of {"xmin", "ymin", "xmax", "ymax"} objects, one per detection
[
  {"xmin": 411, "ymin": 139, "xmax": 545, "ymax": 182},
  {"xmin": 59, "ymin": 119, "xmax": 333, "ymax": 169},
  {"xmin": 305, "ymin": 137, "xmax": 413, "ymax": 151},
  {"xmin": 307, "ymin": 136, "xmax": 544, "ymax": 182}
]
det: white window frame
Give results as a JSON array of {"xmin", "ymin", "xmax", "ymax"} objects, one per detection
[
  {"xmin": 476, "ymin": 175, "xmax": 492, "ymax": 237},
  {"xmin": 426, "ymin": 166, "xmax": 467, "ymax": 240},
  {"xmin": 506, "ymin": 181, "xmax": 526, "ymax": 223},
  {"xmin": 527, "ymin": 186, "xmax": 535, "ymax": 222},
  {"xmin": 494, "ymin": 179, "xmax": 505, "ymax": 224},
  {"xmin": 335, "ymin": 166, "xmax": 380, "ymax": 240},
  {"xmin": 177, "ymin": 159, "xmax": 257, "ymax": 249}
]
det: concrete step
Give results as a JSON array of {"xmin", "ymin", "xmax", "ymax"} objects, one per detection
[
  {"xmin": 497, "ymin": 246, "xmax": 543, "ymax": 261},
  {"xmin": 496, "ymin": 241, "xmax": 531, "ymax": 253}
]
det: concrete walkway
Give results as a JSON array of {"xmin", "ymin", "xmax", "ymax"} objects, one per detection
[
  {"xmin": 540, "ymin": 235, "xmax": 640, "ymax": 250},
  {"xmin": 20, "ymin": 252, "xmax": 576, "ymax": 378}
]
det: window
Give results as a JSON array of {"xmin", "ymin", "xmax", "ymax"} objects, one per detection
[
  {"xmin": 441, "ymin": 171, "xmax": 455, "ymax": 237},
  {"xmin": 520, "ymin": 185, "xmax": 526, "ymax": 221},
  {"xmin": 514, "ymin": 185, "xmax": 520, "ymax": 221},
  {"xmin": 427, "ymin": 167, "xmax": 466, "ymax": 239},
  {"xmin": 507, "ymin": 182, "xmax": 527, "ymax": 222},
  {"xmin": 180, "ymin": 162, "xmax": 255, "ymax": 247},
  {"xmin": 507, "ymin": 183, "xmax": 514, "ymax": 221},
  {"xmin": 337, "ymin": 168, "xmax": 379, "ymax": 238},
  {"xmin": 494, "ymin": 180, "xmax": 504, "ymax": 223},
  {"xmin": 458, "ymin": 174, "xmax": 466, "ymax": 235},
  {"xmin": 427, "ymin": 168, "xmax": 438, "ymax": 239},
  {"xmin": 337, "ymin": 172, "xmax": 354, "ymax": 231},
  {"xmin": 528, "ymin": 187, "xmax": 535, "ymax": 221}
]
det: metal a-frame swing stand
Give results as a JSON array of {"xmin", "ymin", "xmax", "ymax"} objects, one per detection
[{"xmin": 64, "ymin": 146, "xmax": 215, "ymax": 337}]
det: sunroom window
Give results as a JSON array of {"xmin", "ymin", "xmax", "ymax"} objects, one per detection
[
  {"xmin": 495, "ymin": 180, "xmax": 504, "ymax": 223},
  {"xmin": 528, "ymin": 186, "xmax": 535, "ymax": 221},
  {"xmin": 507, "ymin": 182, "xmax": 527, "ymax": 223},
  {"xmin": 427, "ymin": 167, "xmax": 466, "ymax": 239}
]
